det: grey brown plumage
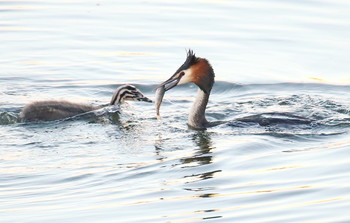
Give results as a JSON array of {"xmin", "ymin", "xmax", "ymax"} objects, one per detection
[
  {"xmin": 20, "ymin": 84, "xmax": 151, "ymax": 122},
  {"xmin": 20, "ymin": 101, "xmax": 95, "ymax": 122}
]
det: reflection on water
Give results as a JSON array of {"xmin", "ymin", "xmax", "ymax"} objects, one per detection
[
  {"xmin": 182, "ymin": 132, "xmax": 214, "ymax": 166},
  {"xmin": 1, "ymin": 0, "xmax": 350, "ymax": 222}
]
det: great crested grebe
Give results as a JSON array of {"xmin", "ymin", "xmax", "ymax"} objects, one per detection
[
  {"xmin": 156, "ymin": 50, "xmax": 312, "ymax": 130},
  {"xmin": 157, "ymin": 50, "xmax": 215, "ymax": 130},
  {"xmin": 21, "ymin": 84, "xmax": 151, "ymax": 122}
]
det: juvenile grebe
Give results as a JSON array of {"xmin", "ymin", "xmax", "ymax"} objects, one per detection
[
  {"xmin": 21, "ymin": 84, "xmax": 151, "ymax": 122},
  {"xmin": 157, "ymin": 50, "xmax": 215, "ymax": 130}
]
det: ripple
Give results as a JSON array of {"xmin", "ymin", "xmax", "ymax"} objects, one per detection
[{"xmin": 1, "ymin": 0, "xmax": 350, "ymax": 222}]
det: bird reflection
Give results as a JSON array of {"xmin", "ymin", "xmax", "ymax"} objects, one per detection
[
  {"xmin": 152, "ymin": 131, "xmax": 222, "ymax": 220},
  {"xmin": 181, "ymin": 131, "xmax": 214, "ymax": 166}
]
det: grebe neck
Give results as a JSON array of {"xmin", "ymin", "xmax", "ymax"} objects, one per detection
[{"xmin": 188, "ymin": 88, "xmax": 211, "ymax": 130}]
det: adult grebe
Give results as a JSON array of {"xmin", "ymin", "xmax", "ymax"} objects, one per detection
[
  {"xmin": 157, "ymin": 50, "xmax": 215, "ymax": 130},
  {"xmin": 21, "ymin": 84, "xmax": 151, "ymax": 122},
  {"xmin": 156, "ymin": 50, "xmax": 312, "ymax": 130}
]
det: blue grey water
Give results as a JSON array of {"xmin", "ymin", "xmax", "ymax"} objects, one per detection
[{"xmin": 1, "ymin": 0, "xmax": 350, "ymax": 222}]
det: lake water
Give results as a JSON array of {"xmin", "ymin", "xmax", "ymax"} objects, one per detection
[{"xmin": 1, "ymin": 0, "xmax": 350, "ymax": 222}]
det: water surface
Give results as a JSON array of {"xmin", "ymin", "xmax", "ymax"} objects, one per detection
[{"xmin": 1, "ymin": 0, "xmax": 350, "ymax": 222}]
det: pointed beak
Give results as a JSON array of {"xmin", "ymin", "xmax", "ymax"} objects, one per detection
[
  {"xmin": 137, "ymin": 95, "xmax": 152, "ymax": 103},
  {"xmin": 157, "ymin": 72, "xmax": 185, "ymax": 91}
]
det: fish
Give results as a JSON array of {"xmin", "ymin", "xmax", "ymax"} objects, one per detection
[{"xmin": 155, "ymin": 85, "xmax": 165, "ymax": 120}]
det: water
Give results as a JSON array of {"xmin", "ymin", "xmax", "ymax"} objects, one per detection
[{"xmin": 1, "ymin": 0, "xmax": 350, "ymax": 222}]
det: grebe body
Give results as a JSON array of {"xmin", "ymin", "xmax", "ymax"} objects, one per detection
[{"xmin": 21, "ymin": 84, "xmax": 151, "ymax": 122}]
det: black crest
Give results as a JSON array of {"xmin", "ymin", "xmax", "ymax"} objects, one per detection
[{"xmin": 174, "ymin": 49, "xmax": 198, "ymax": 74}]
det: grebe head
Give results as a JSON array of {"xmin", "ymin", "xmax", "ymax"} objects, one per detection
[
  {"xmin": 110, "ymin": 84, "xmax": 152, "ymax": 105},
  {"xmin": 158, "ymin": 50, "xmax": 215, "ymax": 94}
]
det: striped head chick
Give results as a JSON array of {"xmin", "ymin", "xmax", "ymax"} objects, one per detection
[{"xmin": 110, "ymin": 84, "xmax": 152, "ymax": 105}]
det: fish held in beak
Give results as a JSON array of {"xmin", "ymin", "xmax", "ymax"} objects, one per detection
[
  {"xmin": 154, "ymin": 72, "xmax": 184, "ymax": 120},
  {"xmin": 157, "ymin": 72, "xmax": 185, "ymax": 91},
  {"xmin": 155, "ymin": 85, "xmax": 165, "ymax": 120}
]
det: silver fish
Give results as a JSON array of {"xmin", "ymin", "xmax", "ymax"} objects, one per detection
[{"xmin": 155, "ymin": 85, "xmax": 165, "ymax": 120}]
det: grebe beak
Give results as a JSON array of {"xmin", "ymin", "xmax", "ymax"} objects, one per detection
[
  {"xmin": 157, "ymin": 71, "xmax": 185, "ymax": 91},
  {"xmin": 137, "ymin": 96, "xmax": 152, "ymax": 103}
]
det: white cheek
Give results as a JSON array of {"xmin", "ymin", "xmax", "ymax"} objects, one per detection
[{"xmin": 178, "ymin": 69, "xmax": 192, "ymax": 85}]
